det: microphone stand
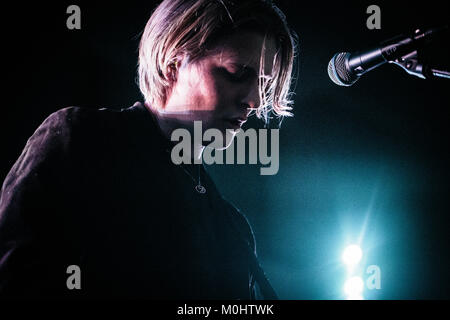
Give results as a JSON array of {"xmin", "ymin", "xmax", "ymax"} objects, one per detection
[{"xmin": 428, "ymin": 68, "xmax": 450, "ymax": 79}]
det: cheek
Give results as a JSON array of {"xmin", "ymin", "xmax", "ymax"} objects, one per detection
[
  {"xmin": 197, "ymin": 68, "xmax": 236, "ymax": 112},
  {"xmin": 207, "ymin": 79, "xmax": 237, "ymax": 115},
  {"xmin": 183, "ymin": 64, "xmax": 237, "ymax": 119},
  {"xmin": 183, "ymin": 76, "xmax": 219, "ymax": 111}
]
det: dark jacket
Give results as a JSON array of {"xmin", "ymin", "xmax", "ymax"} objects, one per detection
[{"xmin": 0, "ymin": 102, "xmax": 274, "ymax": 299}]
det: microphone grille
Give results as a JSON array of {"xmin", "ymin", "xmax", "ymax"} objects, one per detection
[{"xmin": 328, "ymin": 52, "xmax": 358, "ymax": 86}]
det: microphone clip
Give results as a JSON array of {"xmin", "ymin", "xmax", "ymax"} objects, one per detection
[
  {"xmin": 391, "ymin": 49, "xmax": 450, "ymax": 80},
  {"xmin": 390, "ymin": 28, "xmax": 450, "ymax": 80},
  {"xmin": 391, "ymin": 50, "xmax": 426, "ymax": 79}
]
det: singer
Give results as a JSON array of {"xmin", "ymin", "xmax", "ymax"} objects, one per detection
[{"xmin": 0, "ymin": 0, "xmax": 296, "ymax": 299}]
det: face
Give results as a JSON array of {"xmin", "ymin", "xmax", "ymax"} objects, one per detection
[{"xmin": 163, "ymin": 31, "xmax": 277, "ymax": 148}]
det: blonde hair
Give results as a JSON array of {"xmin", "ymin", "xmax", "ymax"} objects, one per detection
[{"xmin": 138, "ymin": 0, "xmax": 297, "ymax": 123}]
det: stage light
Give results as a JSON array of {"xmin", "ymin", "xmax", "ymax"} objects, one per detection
[
  {"xmin": 344, "ymin": 276, "xmax": 364, "ymax": 298},
  {"xmin": 342, "ymin": 244, "xmax": 362, "ymax": 266}
]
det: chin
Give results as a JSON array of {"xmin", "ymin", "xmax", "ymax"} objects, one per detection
[
  {"xmin": 204, "ymin": 128, "xmax": 238, "ymax": 151},
  {"xmin": 219, "ymin": 131, "xmax": 238, "ymax": 150}
]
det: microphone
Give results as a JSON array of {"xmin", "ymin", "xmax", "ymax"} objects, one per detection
[{"xmin": 328, "ymin": 26, "xmax": 448, "ymax": 86}]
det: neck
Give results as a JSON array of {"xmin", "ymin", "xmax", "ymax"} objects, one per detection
[{"xmin": 145, "ymin": 102, "xmax": 205, "ymax": 163}]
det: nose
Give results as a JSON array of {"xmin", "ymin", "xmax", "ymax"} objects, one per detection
[{"xmin": 240, "ymin": 80, "xmax": 260, "ymax": 116}]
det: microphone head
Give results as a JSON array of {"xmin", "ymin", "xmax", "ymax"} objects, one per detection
[{"xmin": 328, "ymin": 52, "xmax": 359, "ymax": 86}]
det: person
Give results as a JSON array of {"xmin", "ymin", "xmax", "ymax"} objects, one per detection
[{"xmin": 0, "ymin": 0, "xmax": 296, "ymax": 299}]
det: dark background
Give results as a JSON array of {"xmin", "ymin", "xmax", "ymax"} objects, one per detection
[{"xmin": 2, "ymin": 1, "xmax": 449, "ymax": 299}]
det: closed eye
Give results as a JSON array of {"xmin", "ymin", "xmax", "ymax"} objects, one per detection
[
  {"xmin": 221, "ymin": 64, "xmax": 272, "ymax": 83},
  {"xmin": 226, "ymin": 67, "xmax": 254, "ymax": 82}
]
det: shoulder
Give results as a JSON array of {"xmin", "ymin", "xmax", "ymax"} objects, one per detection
[
  {"xmin": 31, "ymin": 103, "xmax": 149, "ymax": 149},
  {"xmin": 5, "ymin": 103, "xmax": 146, "ymax": 182},
  {"xmin": 40, "ymin": 104, "xmax": 143, "ymax": 134},
  {"xmin": 221, "ymin": 197, "xmax": 257, "ymax": 256}
]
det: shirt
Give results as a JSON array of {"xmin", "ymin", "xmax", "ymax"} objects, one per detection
[{"xmin": 0, "ymin": 102, "xmax": 272, "ymax": 299}]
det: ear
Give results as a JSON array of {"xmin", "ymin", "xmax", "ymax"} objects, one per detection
[
  {"xmin": 166, "ymin": 61, "xmax": 178, "ymax": 83},
  {"xmin": 166, "ymin": 54, "xmax": 188, "ymax": 83}
]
